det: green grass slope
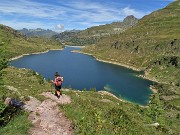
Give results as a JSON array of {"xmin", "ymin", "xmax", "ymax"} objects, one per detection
[
  {"xmin": 0, "ymin": 2, "xmax": 180, "ymax": 134},
  {"xmin": 1, "ymin": 67, "xmax": 179, "ymax": 135},
  {"xmin": 81, "ymin": 1, "xmax": 180, "ymax": 133},
  {"xmin": 0, "ymin": 24, "xmax": 63, "ymax": 133},
  {"xmin": 0, "ymin": 24, "xmax": 63, "ymax": 59},
  {"xmin": 82, "ymin": 0, "xmax": 180, "ymax": 85}
]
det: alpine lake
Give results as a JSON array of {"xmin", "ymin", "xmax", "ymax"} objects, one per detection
[{"xmin": 10, "ymin": 46, "xmax": 154, "ymax": 105}]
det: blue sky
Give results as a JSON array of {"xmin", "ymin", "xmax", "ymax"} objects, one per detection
[{"xmin": 0, "ymin": 0, "xmax": 175, "ymax": 32}]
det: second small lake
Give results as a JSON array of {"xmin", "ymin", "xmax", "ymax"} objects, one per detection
[{"xmin": 10, "ymin": 46, "xmax": 153, "ymax": 105}]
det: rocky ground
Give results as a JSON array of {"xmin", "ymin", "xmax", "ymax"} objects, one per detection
[{"xmin": 24, "ymin": 92, "xmax": 73, "ymax": 135}]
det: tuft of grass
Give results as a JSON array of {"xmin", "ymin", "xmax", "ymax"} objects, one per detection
[
  {"xmin": 0, "ymin": 111, "xmax": 32, "ymax": 135},
  {"xmin": 2, "ymin": 67, "xmax": 52, "ymax": 100},
  {"xmin": 60, "ymin": 90, "xmax": 179, "ymax": 135}
]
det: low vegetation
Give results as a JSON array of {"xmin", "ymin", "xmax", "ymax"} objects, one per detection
[
  {"xmin": 0, "ymin": 24, "xmax": 63, "ymax": 134},
  {"xmin": 61, "ymin": 88, "xmax": 179, "ymax": 135},
  {"xmin": 0, "ymin": 1, "xmax": 179, "ymax": 134},
  {"xmin": 81, "ymin": 0, "xmax": 180, "ymax": 112},
  {"xmin": 78, "ymin": 1, "xmax": 180, "ymax": 134},
  {"xmin": 0, "ymin": 24, "xmax": 63, "ymax": 59},
  {"xmin": 0, "ymin": 66, "xmax": 179, "ymax": 134}
]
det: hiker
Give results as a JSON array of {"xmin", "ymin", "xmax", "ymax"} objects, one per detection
[{"xmin": 52, "ymin": 72, "xmax": 63, "ymax": 98}]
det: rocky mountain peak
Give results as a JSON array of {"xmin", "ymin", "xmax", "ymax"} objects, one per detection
[{"xmin": 123, "ymin": 15, "xmax": 138, "ymax": 26}]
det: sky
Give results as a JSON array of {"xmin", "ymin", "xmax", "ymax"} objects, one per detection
[{"xmin": 0, "ymin": 0, "xmax": 175, "ymax": 32}]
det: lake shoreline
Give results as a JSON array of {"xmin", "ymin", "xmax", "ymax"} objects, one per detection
[
  {"xmin": 98, "ymin": 91, "xmax": 147, "ymax": 107},
  {"xmin": 65, "ymin": 45, "xmax": 86, "ymax": 48},
  {"xmin": 9, "ymin": 48, "xmax": 64, "ymax": 61},
  {"xmin": 10, "ymin": 46, "xmax": 156, "ymax": 106},
  {"xmin": 72, "ymin": 50, "xmax": 159, "ymax": 94},
  {"xmin": 69, "ymin": 89, "xmax": 147, "ymax": 107},
  {"xmin": 72, "ymin": 50, "xmax": 142, "ymax": 71}
]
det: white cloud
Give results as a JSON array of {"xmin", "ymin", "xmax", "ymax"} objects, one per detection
[
  {"xmin": 0, "ymin": 0, "xmax": 148, "ymax": 21},
  {"xmin": 0, "ymin": 0, "xmax": 151, "ymax": 30},
  {"xmin": 54, "ymin": 24, "xmax": 65, "ymax": 32},
  {"xmin": 0, "ymin": 0, "xmax": 66, "ymax": 19},
  {"xmin": 55, "ymin": 24, "xmax": 64, "ymax": 29},
  {"xmin": 63, "ymin": 1, "xmax": 123, "ymax": 22},
  {"xmin": 122, "ymin": 7, "xmax": 149, "ymax": 18},
  {"xmin": 63, "ymin": 1, "xmax": 149, "ymax": 23}
]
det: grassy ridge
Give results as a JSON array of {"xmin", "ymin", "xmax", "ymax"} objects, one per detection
[
  {"xmin": 81, "ymin": 1, "xmax": 180, "ymax": 83},
  {"xmin": 0, "ymin": 24, "xmax": 63, "ymax": 59},
  {"xmin": 0, "ymin": 24, "xmax": 60, "ymax": 100},
  {"xmin": 0, "ymin": 24, "xmax": 63, "ymax": 133},
  {"xmin": 81, "ymin": 0, "xmax": 180, "ymax": 99},
  {"xmin": 80, "ymin": 1, "xmax": 180, "ymax": 134}
]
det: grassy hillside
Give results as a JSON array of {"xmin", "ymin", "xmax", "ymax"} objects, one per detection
[
  {"xmin": 0, "ymin": 67, "xmax": 50, "ymax": 134},
  {"xmin": 0, "ymin": 24, "xmax": 63, "ymax": 59},
  {"xmin": 0, "ymin": 1, "xmax": 180, "ymax": 134},
  {"xmin": 0, "ymin": 67, "xmax": 179, "ymax": 134},
  {"xmin": 81, "ymin": 1, "xmax": 180, "ymax": 133},
  {"xmin": 82, "ymin": 1, "xmax": 180, "ymax": 85},
  {"xmin": 0, "ymin": 24, "xmax": 63, "ymax": 131}
]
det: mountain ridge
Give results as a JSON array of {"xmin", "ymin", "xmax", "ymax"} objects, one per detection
[
  {"xmin": 0, "ymin": 24, "xmax": 62, "ymax": 59},
  {"xmin": 18, "ymin": 28, "xmax": 58, "ymax": 38},
  {"xmin": 82, "ymin": 0, "xmax": 180, "ymax": 85},
  {"xmin": 52, "ymin": 15, "xmax": 138, "ymax": 45}
]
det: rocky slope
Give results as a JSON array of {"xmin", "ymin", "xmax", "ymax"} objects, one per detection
[
  {"xmin": 53, "ymin": 15, "xmax": 138, "ymax": 45},
  {"xmin": 18, "ymin": 28, "xmax": 58, "ymax": 38},
  {"xmin": 52, "ymin": 30, "xmax": 81, "ymax": 44}
]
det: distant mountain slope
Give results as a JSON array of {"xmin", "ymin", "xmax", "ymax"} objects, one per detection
[
  {"xmin": 53, "ymin": 15, "xmax": 138, "ymax": 45},
  {"xmin": 52, "ymin": 30, "xmax": 81, "ymax": 44},
  {"xmin": 82, "ymin": 3, "xmax": 180, "ymax": 131},
  {"xmin": 82, "ymin": 0, "xmax": 180, "ymax": 85},
  {"xmin": 78, "ymin": 15, "xmax": 138, "ymax": 37},
  {"xmin": 18, "ymin": 28, "xmax": 58, "ymax": 38},
  {"xmin": 0, "ymin": 24, "xmax": 62, "ymax": 59}
]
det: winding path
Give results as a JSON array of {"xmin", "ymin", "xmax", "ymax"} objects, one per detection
[{"xmin": 24, "ymin": 92, "xmax": 73, "ymax": 135}]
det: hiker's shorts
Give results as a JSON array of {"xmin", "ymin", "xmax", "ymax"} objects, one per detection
[{"xmin": 55, "ymin": 85, "xmax": 62, "ymax": 91}]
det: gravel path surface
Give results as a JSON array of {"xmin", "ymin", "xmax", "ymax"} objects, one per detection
[{"xmin": 25, "ymin": 92, "xmax": 73, "ymax": 135}]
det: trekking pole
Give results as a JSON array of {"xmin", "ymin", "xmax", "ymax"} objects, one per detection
[{"xmin": 50, "ymin": 81, "xmax": 53, "ymax": 94}]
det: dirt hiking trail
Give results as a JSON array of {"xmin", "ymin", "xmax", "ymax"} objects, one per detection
[{"xmin": 24, "ymin": 92, "xmax": 73, "ymax": 135}]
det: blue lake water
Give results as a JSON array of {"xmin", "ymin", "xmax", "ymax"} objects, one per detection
[{"xmin": 10, "ymin": 46, "xmax": 153, "ymax": 105}]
